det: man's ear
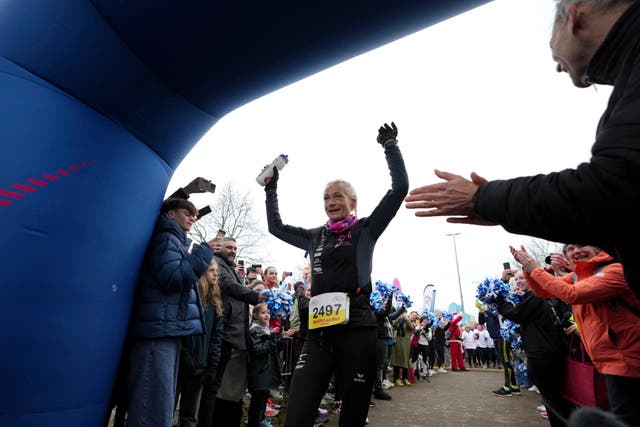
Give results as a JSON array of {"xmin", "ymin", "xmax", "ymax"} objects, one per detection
[
  {"xmin": 568, "ymin": 2, "xmax": 583, "ymax": 34},
  {"xmin": 167, "ymin": 209, "xmax": 177, "ymax": 220}
]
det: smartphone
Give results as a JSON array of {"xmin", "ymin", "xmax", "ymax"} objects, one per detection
[
  {"xmin": 196, "ymin": 205, "xmax": 212, "ymax": 220},
  {"xmin": 503, "ymin": 262, "xmax": 511, "ymax": 270},
  {"xmin": 238, "ymin": 260, "xmax": 244, "ymax": 266},
  {"xmin": 285, "ymin": 272, "xmax": 293, "ymax": 277},
  {"xmin": 197, "ymin": 178, "xmax": 216, "ymax": 193},
  {"xmin": 216, "ymin": 229, "xmax": 226, "ymax": 239}
]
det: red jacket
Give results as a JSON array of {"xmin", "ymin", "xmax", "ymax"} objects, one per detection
[{"xmin": 525, "ymin": 251, "xmax": 640, "ymax": 378}]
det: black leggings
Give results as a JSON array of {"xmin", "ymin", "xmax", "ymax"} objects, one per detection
[
  {"xmin": 495, "ymin": 338, "xmax": 517, "ymax": 388},
  {"xmin": 527, "ymin": 355, "xmax": 575, "ymax": 427},
  {"xmin": 285, "ymin": 327, "xmax": 377, "ymax": 427},
  {"xmin": 247, "ymin": 389, "xmax": 269, "ymax": 427}
]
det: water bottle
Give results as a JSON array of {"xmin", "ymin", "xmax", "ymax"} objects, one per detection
[{"xmin": 256, "ymin": 154, "xmax": 288, "ymax": 186}]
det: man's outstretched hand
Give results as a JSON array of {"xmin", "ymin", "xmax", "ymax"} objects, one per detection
[{"xmin": 404, "ymin": 169, "xmax": 495, "ymax": 225}]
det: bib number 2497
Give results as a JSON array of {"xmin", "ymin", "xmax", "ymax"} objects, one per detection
[{"xmin": 309, "ymin": 292, "xmax": 350, "ymax": 329}]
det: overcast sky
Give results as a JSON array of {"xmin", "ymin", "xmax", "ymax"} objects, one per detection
[{"xmin": 167, "ymin": 0, "xmax": 613, "ymax": 317}]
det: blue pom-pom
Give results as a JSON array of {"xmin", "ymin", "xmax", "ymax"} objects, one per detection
[
  {"xmin": 260, "ymin": 288, "xmax": 294, "ymax": 319},
  {"xmin": 396, "ymin": 292, "xmax": 413, "ymax": 308},
  {"xmin": 374, "ymin": 280, "xmax": 397, "ymax": 300},
  {"xmin": 369, "ymin": 291, "xmax": 384, "ymax": 312}
]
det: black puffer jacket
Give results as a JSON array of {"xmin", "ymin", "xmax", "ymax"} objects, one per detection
[{"xmin": 474, "ymin": 1, "xmax": 640, "ymax": 300}]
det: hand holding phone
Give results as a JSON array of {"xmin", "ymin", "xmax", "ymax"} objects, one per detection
[
  {"xmin": 197, "ymin": 178, "xmax": 216, "ymax": 193},
  {"xmin": 197, "ymin": 205, "xmax": 212, "ymax": 220}
]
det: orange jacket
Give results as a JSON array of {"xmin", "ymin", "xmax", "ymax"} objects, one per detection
[{"xmin": 525, "ymin": 251, "xmax": 640, "ymax": 378}]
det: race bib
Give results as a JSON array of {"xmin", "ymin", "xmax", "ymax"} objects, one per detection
[{"xmin": 309, "ymin": 292, "xmax": 350, "ymax": 329}]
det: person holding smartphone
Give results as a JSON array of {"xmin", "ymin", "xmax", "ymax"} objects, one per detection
[{"xmin": 263, "ymin": 122, "xmax": 408, "ymax": 426}]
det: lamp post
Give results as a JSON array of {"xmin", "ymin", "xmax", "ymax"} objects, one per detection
[{"xmin": 446, "ymin": 232, "xmax": 465, "ymax": 312}]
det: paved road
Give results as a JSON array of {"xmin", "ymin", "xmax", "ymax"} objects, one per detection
[
  {"xmin": 109, "ymin": 368, "xmax": 548, "ymax": 426},
  {"xmin": 322, "ymin": 369, "xmax": 547, "ymax": 427}
]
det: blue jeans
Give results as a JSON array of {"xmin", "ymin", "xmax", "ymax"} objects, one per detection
[{"xmin": 127, "ymin": 337, "xmax": 181, "ymax": 427}]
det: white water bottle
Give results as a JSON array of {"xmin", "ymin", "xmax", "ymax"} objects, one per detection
[{"xmin": 256, "ymin": 154, "xmax": 288, "ymax": 186}]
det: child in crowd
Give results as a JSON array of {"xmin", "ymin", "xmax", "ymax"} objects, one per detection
[
  {"xmin": 248, "ymin": 303, "xmax": 282, "ymax": 427},
  {"xmin": 178, "ymin": 259, "xmax": 224, "ymax": 427}
]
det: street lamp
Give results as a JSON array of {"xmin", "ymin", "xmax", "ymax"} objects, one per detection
[{"xmin": 446, "ymin": 232, "xmax": 465, "ymax": 312}]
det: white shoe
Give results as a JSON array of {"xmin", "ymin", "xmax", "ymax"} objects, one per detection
[
  {"xmin": 428, "ymin": 369, "xmax": 434, "ymax": 376},
  {"xmin": 437, "ymin": 368, "xmax": 447, "ymax": 373},
  {"xmin": 382, "ymin": 379, "xmax": 394, "ymax": 389},
  {"xmin": 537, "ymin": 405, "xmax": 546, "ymax": 412},
  {"xmin": 269, "ymin": 389, "xmax": 283, "ymax": 400},
  {"xmin": 529, "ymin": 385, "xmax": 540, "ymax": 394}
]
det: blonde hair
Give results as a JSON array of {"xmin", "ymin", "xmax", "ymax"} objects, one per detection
[
  {"xmin": 325, "ymin": 179, "xmax": 358, "ymax": 215},
  {"xmin": 198, "ymin": 260, "xmax": 223, "ymax": 316}
]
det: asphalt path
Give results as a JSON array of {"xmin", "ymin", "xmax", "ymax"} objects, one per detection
[{"xmin": 323, "ymin": 368, "xmax": 547, "ymax": 427}]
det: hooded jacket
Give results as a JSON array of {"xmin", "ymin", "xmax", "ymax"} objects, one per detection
[{"xmin": 525, "ymin": 251, "xmax": 640, "ymax": 377}]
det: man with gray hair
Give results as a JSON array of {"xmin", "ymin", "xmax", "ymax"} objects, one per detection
[{"xmin": 406, "ymin": 0, "xmax": 640, "ymax": 304}]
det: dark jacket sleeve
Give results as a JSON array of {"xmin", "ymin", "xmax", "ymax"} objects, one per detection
[
  {"xmin": 265, "ymin": 189, "xmax": 316, "ymax": 252},
  {"xmin": 168, "ymin": 187, "xmax": 189, "ymax": 200},
  {"xmin": 375, "ymin": 297, "xmax": 394, "ymax": 320},
  {"xmin": 208, "ymin": 312, "xmax": 224, "ymax": 366},
  {"xmin": 388, "ymin": 305, "xmax": 406, "ymax": 321},
  {"xmin": 495, "ymin": 293, "xmax": 541, "ymax": 325},
  {"xmin": 478, "ymin": 311, "xmax": 487, "ymax": 325},
  {"xmin": 150, "ymin": 236, "xmax": 213, "ymax": 292},
  {"xmin": 473, "ymin": 53, "xmax": 640, "ymax": 246},
  {"xmin": 365, "ymin": 144, "xmax": 409, "ymax": 239},
  {"xmin": 216, "ymin": 257, "xmax": 260, "ymax": 305}
]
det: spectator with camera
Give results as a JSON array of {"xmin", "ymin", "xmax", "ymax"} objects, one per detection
[{"xmin": 126, "ymin": 198, "xmax": 214, "ymax": 427}]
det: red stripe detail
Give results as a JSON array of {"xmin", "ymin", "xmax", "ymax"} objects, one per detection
[
  {"xmin": 43, "ymin": 174, "xmax": 60, "ymax": 181},
  {"xmin": 0, "ymin": 199, "xmax": 11, "ymax": 206},
  {"xmin": 70, "ymin": 165, "xmax": 79, "ymax": 171},
  {"xmin": 0, "ymin": 189, "xmax": 25, "ymax": 199},
  {"xmin": 27, "ymin": 179, "xmax": 48, "ymax": 187},
  {"xmin": 56, "ymin": 169, "xmax": 70, "ymax": 176},
  {"xmin": 12, "ymin": 184, "xmax": 36, "ymax": 193}
]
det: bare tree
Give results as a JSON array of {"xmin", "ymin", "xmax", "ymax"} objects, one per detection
[{"xmin": 189, "ymin": 181, "xmax": 267, "ymax": 263}]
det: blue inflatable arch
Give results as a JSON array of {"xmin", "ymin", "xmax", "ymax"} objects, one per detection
[{"xmin": 0, "ymin": 1, "xmax": 490, "ymax": 425}]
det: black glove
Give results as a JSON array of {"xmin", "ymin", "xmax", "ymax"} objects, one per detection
[
  {"xmin": 264, "ymin": 167, "xmax": 279, "ymax": 193},
  {"xmin": 377, "ymin": 122, "xmax": 398, "ymax": 148}
]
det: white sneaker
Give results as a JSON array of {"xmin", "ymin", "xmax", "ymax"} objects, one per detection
[
  {"xmin": 382, "ymin": 379, "xmax": 394, "ymax": 389},
  {"xmin": 537, "ymin": 405, "xmax": 546, "ymax": 412},
  {"xmin": 529, "ymin": 385, "xmax": 540, "ymax": 394},
  {"xmin": 428, "ymin": 369, "xmax": 434, "ymax": 376},
  {"xmin": 437, "ymin": 368, "xmax": 447, "ymax": 373},
  {"xmin": 269, "ymin": 389, "xmax": 283, "ymax": 400}
]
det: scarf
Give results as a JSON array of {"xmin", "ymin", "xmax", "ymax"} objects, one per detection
[{"xmin": 325, "ymin": 214, "xmax": 357, "ymax": 234}]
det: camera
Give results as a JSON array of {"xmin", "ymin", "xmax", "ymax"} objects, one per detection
[{"xmin": 285, "ymin": 272, "xmax": 293, "ymax": 277}]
